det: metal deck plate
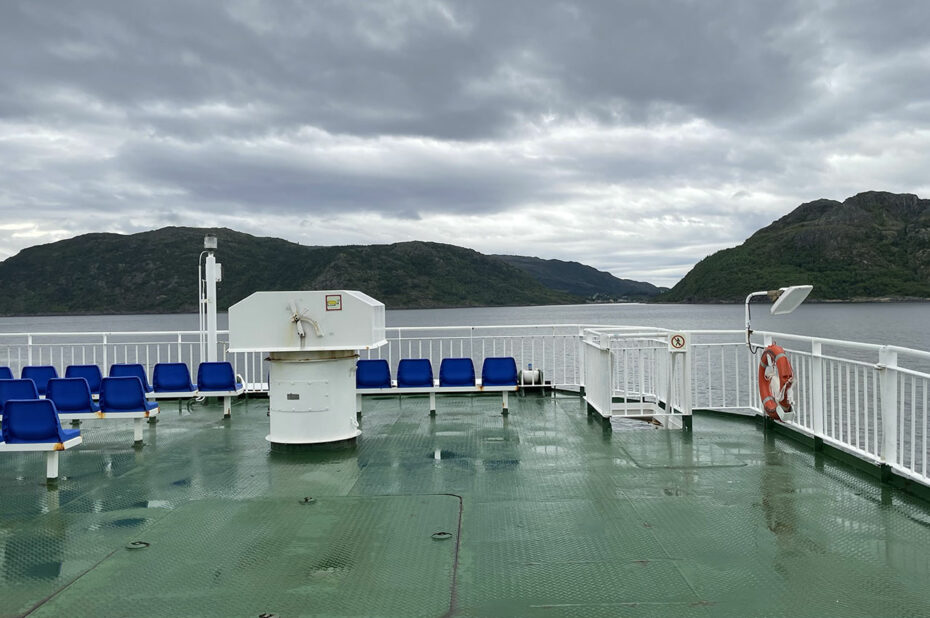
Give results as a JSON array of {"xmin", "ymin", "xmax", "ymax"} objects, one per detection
[
  {"xmin": 3, "ymin": 394, "xmax": 930, "ymax": 616},
  {"xmin": 28, "ymin": 496, "xmax": 459, "ymax": 617}
]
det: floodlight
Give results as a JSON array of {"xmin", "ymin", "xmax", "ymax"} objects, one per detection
[
  {"xmin": 204, "ymin": 234, "xmax": 217, "ymax": 250},
  {"xmin": 770, "ymin": 285, "xmax": 813, "ymax": 315},
  {"xmin": 744, "ymin": 284, "xmax": 813, "ymax": 352}
]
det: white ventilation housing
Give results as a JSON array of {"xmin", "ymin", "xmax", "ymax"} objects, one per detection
[{"xmin": 229, "ymin": 290, "xmax": 386, "ymax": 447}]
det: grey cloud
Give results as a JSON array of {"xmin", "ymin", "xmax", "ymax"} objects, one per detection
[
  {"xmin": 0, "ymin": 1, "xmax": 823, "ymax": 140},
  {"xmin": 114, "ymin": 136, "xmax": 566, "ymax": 217}
]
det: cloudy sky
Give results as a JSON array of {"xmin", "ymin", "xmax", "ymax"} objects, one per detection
[{"xmin": 1, "ymin": 1, "xmax": 928, "ymax": 287}]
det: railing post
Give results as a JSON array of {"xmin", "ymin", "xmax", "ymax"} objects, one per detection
[
  {"xmin": 27, "ymin": 334, "xmax": 33, "ymax": 366},
  {"xmin": 578, "ymin": 325, "xmax": 586, "ymax": 393},
  {"xmin": 102, "ymin": 334, "xmax": 108, "ymax": 372},
  {"xmin": 811, "ymin": 341, "xmax": 824, "ymax": 435},
  {"xmin": 879, "ymin": 346, "xmax": 898, "ymax": 465},
  {"xmin": 665, "ymin": 332, "xmax": 691, "ymax": 428},
  {"xmin": 682, "ymin": 332, "xmax": 692, "ymax": 419}
]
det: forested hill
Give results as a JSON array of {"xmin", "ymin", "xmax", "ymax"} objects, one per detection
[
  {"xmin": 659, "ymin": 191, "xmax": 930, "ymax": 302},
  {"xmin": 494, "ymin": 255, "xmax": 664, "ymax": 300},
  {"xmin": 0, "ymin": 227, "xmax": 651, "ymax": 314}
]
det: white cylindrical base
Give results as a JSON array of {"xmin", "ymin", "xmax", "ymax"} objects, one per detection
[{"xmin": 267, "ymin": 351, "xmax": 359, "ymax": 446}]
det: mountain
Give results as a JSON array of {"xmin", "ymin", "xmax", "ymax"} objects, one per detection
[
  {"xmin": 493, "ymin": 255, "xmax": 664, "ymax": 300},
  {"xmin": 0, "ymin": 228, "xmax": 582, "ymax": 314},
  {"xmin": 659, "ymin": 191, "xmax": 930, "ymax": 303}
]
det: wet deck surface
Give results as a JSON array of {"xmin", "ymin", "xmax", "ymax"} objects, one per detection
[{"xmin": 3, "ymin": 392, "xmax": 930, "ymax": 616}]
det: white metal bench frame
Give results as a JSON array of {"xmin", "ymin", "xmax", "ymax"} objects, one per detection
[
  {"xmin": 357, "ymin": 380, "xmax": 518, "ymax": 415},
  {"xmin": 0, "ymin": 435, "xmax": 83, "ymax": 479},
  {"xmin": 58, "ymin": 408, "xmax": 159, "ymax": 443}
]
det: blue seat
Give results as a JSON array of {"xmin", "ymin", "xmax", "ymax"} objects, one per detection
[
  {"xmin": 397, "ymin": 359, "xmax": 433, "ymax": 388},
  {"xmin": 47, "ymin": 378, "xmax": 100, "ymax": 414},
  {"xmin": 21, "ymin": 365, "xmax": 59, "ymax": 397},
  {"xmin": 0, "ymin": 379, "xmax": 39, "ymax": 413},
  {"xmin": 356, "ymin": 359, "xmax": 392, "ymax": 388},
  {"xmin": 196, "ymin": 362, "xmax": 242, "ymax": 392},
  {"xmin": 439, "ymin": 358, "xmax": 476, "ymax": 387},
  {"xmin": 153, "ymin": 363, "xmax": 196, "ymax": 393},
  {"xmin": 481, "ymin": 357, "xmax": 519, "ymax": 386},
  {"xmin": 65, "ymin": 365, "xmax": 103, "ymax": 395},
  {"xmin": 1, "ymin": 399, "xmax": 80, "ymax": 445},
  {"xmin": 99, "ymin": 377, "xmax": 158, "ymax": 414},
  {"xmin": 0, "ymin": 366, "xmax": 13, "ymax": 380},
  {"xmin": 109, "ymin": 363, "xmax": 153, "ymax": 392}
]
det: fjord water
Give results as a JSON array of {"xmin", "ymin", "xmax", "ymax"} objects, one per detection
[{"xmin": 0, "ymin": 302, "xmax": 927, "ymax": 351}]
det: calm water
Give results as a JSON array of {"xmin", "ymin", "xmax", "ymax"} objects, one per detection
[{"xmin": 0, "ymin": 302, "xmax": 927, "ymax": 352}]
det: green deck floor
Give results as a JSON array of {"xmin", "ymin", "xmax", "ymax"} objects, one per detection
[{"xmin": 3, "ymin": 392, "xmax": 930, "ymax": 616}]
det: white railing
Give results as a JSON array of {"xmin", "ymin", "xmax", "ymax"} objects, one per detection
[
  {"xmin": 0, "ymin": 331, "xmax": 269, "ymax": 392},
  {"xmin": 1, "ymin": 323, "xmax": 929, "ymax": 487},
  {"xmin": 751, "ymin": 331, "xmax": 930, "ymax": 486},
  {"xmin": 582, "ymin": 327, "xmax": 691, "ymax": 428}
]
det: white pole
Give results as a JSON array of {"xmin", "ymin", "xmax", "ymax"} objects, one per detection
[
  {"xmin": 46, "ymin": 451, "xmax": 59, "ymax": 480},
  {"xmin": 205, "ymin": 252, "xmax": 218, "ymax": 362},
  {"xmin": 198, "ymin": 253, "xmax": 205, "ymax": 362}
]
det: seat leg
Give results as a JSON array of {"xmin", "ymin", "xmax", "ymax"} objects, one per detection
[
  {"xmin": 133, "ymin": 417, "xmax": 144, "ymax": 444},
  {"xmin": 223, "ymin": 396, "xmax": 232, "ymax": 418},
  {"xmin": 356, "ymin": 393, "xmax": 363, "ymax": 417},
  {"xmin": 429, "ymin": 392, "xmax": 436, "ymax": 416},
  {"xmin": 502, "ymin": 391, "xmax": 509, "ymax": 416},
  {"xmin": 46, "ymin": 451, "xmax": 60, "ymax": 480}
]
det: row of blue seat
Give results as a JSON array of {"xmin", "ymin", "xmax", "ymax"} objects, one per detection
[
  {"xmin": 0, "ymin": 361, "xmax": 242, "ymax": 398},
  {"xmin": 356, "ymin": 357, "xmax": 520, "ymax": 415},
  {"xmin": 356, "ymin": 357, "xmax": 518, "ymax": 389},
  {"xmin": 0, "ymin": 376, "xmax": 159, "ymax": 479},
  {"xmin": 0, "ymin": 362, "xmax": 245, "ymax": 481},
  {"xmin": 0, "ymin": 376, "xmax": 158, "ymax": 417}
]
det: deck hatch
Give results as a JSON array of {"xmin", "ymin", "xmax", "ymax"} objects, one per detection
[{"xmin": 27, "ymin": 496, "xmax": 458, "ymax": 616}]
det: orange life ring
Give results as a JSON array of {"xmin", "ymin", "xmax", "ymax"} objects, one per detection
[{"xmin": 758, "ymin": 343, "xmax": 793, "ymax": 420}]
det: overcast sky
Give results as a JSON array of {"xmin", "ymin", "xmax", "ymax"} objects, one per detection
[{"xmin": 1, "ymin": 1, "xmax": 928, "ymax": 287}]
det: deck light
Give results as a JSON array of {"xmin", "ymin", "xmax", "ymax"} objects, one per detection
[
  {"xmin": 745, "ymin": 285, "xmax": 813, "ymax": 352},
  {"xmin": 199, "ymin": 234, "xmax": 220, "ymax": 366}
]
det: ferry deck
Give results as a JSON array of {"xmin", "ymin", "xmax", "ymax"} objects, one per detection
[{"xmin": 3, "ymin": 391, "xmax": 930, "ymax": 617}]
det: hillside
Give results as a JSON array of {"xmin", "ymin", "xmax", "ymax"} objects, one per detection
[
  {"xmin": 494, "ymin": 255, "xmax": 664, "ymax": 300},
  {"xmin": 0, "ymin": 228, "xmax": 583, "ymax": 314},
  {"xmin": 659, "ymin": 191, "xmax": 930, "ymax": 302}
]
